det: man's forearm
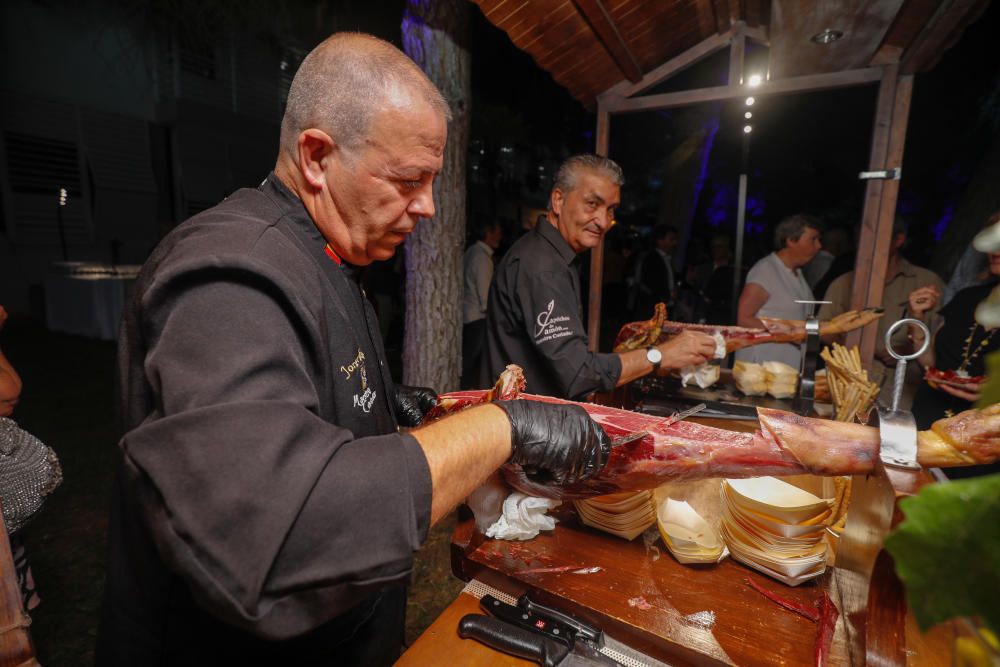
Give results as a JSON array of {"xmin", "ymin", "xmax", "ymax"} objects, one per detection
[
  {"xmin": 615, "ymin": 347, "xmax": 656, "ymax": 387},
  {"xmin": 411, "ymin": 403, "xmax": 512, "ymax": 525}
]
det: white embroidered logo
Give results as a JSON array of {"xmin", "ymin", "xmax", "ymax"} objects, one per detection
[
  {"xmin": 353, "ymin": 388, "xmax": 376, "ymax": 413},
  {"xmin": 535, "ymin": 300, "xmax": 555, "ymax": 338},
  {"xmin": 534, "ymin": 299, "xmax": 573, "ymax": 343}
]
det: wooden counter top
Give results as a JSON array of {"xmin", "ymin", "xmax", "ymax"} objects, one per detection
[{"xmin": 443, "ymin": 411, "xmax": 952, "ymax": 666}]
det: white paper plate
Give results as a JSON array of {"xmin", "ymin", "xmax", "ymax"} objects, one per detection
[{"xmin": 724, "ymin": 478, "xmax": 831, "ymax": 523}]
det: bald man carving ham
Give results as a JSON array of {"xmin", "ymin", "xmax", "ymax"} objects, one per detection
[{"xmin": 97, "ymin": 33, "xmax": 612, "ymax": 665}]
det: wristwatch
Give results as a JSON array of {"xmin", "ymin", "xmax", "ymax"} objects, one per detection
[{"xmin": 646, "ymin": 346, "xmax": 662, "ymax": 373}]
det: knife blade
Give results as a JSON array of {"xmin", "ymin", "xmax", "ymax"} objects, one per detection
[
  {"xmin": 650, "ymin": 402, "xmax": 707, "ymax": 431},
  {"xmin": 610, "ymin": 402, "xmax": 707, "ymax": 448},
  {"xmin": 459, "ymin": 614, "xmax": 620, "ymax": 666}
]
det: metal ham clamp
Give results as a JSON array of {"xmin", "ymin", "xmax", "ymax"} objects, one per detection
[
  {"xmin": 793, "ymin": 299, "xmax": 831, "ymax": 416},
  {"xmin": 832, "ymin": 317, "xmax": 932, "ymax": 665},
  {"xmin": 876, "ymin": 318, "xmax": 931, "ymax": 469}
]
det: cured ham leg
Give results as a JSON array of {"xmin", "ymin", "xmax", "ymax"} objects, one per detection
[
  {"xmin": 613, "ymin": 303, "xmax": 884, "ymax": 353},
  {"xmin": 918, "ymin": 404, "xmax": 1000, "ymax": 466},
  {"xmin": 430, "ymin": 366, "xmax": 1000, "ymax": 500}
]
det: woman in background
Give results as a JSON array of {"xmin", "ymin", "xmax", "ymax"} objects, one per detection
[{"xmin": 909, "ymin": 244, "xmax": 1000, "ymax": 479}]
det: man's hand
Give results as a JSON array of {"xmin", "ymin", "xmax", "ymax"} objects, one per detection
[
  {"xmin": 656, "ymin": 331, "xmax": 717, "ymax": 373},
  {"xmin": 0, "ymin": 305, "xmax": 7, "ymax": 331},
  {"xmin": 393, "ymin": 384, "xmax": 438, "ymax": 427},
  {"xmin": 908, "ymin": 285, "xmax": 941, "ymax": 318},
  {"xmin": 494, "ymin": 400, "xmax": 611, "ymax": 485}
]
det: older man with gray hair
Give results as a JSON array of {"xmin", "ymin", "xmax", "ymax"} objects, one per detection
[
  {"xmin": 98, "ymin": 35, "xmax": 614, "ymax": 665},
  {"xmin": 483, "ymin": 154, "xmax": 716, "ymax": 400}
]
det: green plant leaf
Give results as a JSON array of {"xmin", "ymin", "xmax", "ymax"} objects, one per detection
[
  {"xmin": 976, "ymin": 350, "xmax": 1000, "ymax": 409},
  {"xmin": 884, "ymin": 474, "xmax": 1000, "ymax": 634}
]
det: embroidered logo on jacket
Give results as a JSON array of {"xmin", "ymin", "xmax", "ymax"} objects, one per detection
[
  {"xmin": 342, "ymin": 349, "xmax": 368, "ymax": 390},
  {"xmin": 534, "ymin": 299, "xmax": 573, "ymax": 343},
  {"xmin": 353, "ymin": 387, "xmax": 377, "ymax": 413}
]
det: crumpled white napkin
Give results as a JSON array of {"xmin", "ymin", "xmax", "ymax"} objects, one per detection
[
  {"xmin": 679, "ymin": 332, "xmax": 726, "ymax": 388},
  {"xmin": 485, "ymin": 492, "xmax": 561, "ymax": 541}
]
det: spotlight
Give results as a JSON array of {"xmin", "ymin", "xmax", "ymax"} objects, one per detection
[
  {"xmin": 748, "ymin": 74, "xmax": 762, "ymax": 87},
  {"xmin": 811, "ymin": 29, "xmax": 844, "ymax": 44},
  {"xmin": 743, "ymin": 125, "xmax": 753, "ymax": 134},
  {"xmin": 745, "ymin": 111, "xmax": 753, "ymax": 120},
  {"xmin": 59, "ymin": 188, "xmax": 67, "ymax": 206},
  {"xmin": 745, "ymin": 96, "xmax": 755, "ymax": 106}
]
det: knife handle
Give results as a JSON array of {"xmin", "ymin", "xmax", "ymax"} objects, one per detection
[{"xmin": 458, "ymin": 613, "xmax": 570, "ymax": 667}]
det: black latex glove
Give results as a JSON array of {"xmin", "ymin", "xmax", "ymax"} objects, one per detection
[
  {"xmin": 393, "ymin": 384, "xmax": 439, "ymax": 427},
  {"xmin": 494, "ymin": 400, "xmax": 611, "ymax": 485}
]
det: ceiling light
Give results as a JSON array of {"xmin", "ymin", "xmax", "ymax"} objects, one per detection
[
  {"xmin": 743, "ymin": 125, "xmax": 752, "ymax": 134},
  {"xmin": 747, "ymin": 74, "xmax": 762, "ymax": 87},
  {"xmin": 811, "ymin": 29, "xmax": 844, "ymax": 44},
  {"xmin": 745, "ymin": 111, "xmax": 753, "ymax": 120},
  {"xmin": 745, "ymin": 96, "xmax": 755, "ymax": 106}
]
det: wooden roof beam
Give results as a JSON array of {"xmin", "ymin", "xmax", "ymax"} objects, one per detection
[
  {"xmin": 599, "ymin": 29, "xmax": 735, "ymax": 101},
  {"xmin": 604, "ymin": 66, "xmax": 883, "ymax": 114},
  {"xmin": 900, "ymin": 0, "xmax": 986, "ymax": 74},
  {"xmin": 711, "ymin": 0, "xmax": 731, "ymax": 33},
  {"xmin": 570, "ymin": 0, "xmax": 643, "ymax": 83}
]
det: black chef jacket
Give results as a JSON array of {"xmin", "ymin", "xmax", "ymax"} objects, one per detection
[
  {"xmin": 482, "ymin": 220, "xmax": 621, "ymax": 400},
  {"xmin": 97, "ymin": 173, "xmax": 432, "ymax": 665}
]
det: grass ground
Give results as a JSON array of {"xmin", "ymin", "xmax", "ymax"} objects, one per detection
[{"xmin": 3, "ymin": 319, "xmax": 463, "ymax": 665}]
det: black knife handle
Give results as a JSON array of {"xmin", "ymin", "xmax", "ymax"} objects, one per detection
[
  {"xmin": 481, "ymin": 594, "xmax": 575, "ymax": 647},
  {"xmin": 458, "ymin": 613, "xmax": 570, "ymax": 667}
]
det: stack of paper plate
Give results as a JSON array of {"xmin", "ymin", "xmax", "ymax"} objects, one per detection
[
  {"xmin": 574, "ymin": 491, "xmax": 655, "ymax": 541},
  {"xmin": 720, "ymin": 477, "xmax": 831, "ymax": 586},
  {"xmin": 656, "ymin": 498, "xmax": 728, "ymax": 564}
]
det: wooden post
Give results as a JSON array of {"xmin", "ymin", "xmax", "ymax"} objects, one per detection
[
  {"xmin": 847, "ymin": 65, "xmax": 913, "ymax": 365},
  {"xmin": 729, "ymin": 22, "xmax": 745, "ymax": 86},
  {"xmin": 588, "ymin": 104, "xmax": 611, "ymax": 352}
]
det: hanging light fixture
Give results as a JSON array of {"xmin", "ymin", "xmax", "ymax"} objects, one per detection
[{"xmin": 811, "ymin": 29, "xmax": 844, "ymax": 44}]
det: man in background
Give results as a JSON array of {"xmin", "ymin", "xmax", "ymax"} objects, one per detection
[
  {"xmin": 462, "ymin": 220, "xmax": 502, "ymax": 388},
  {"xmin": 819, "ymin": 219, "xmax": 944, "ymax": 409},
  {"xmin": 634, "ymin": 224, "xmax": 679, "ymax": 319},
  {"xmin": 483, "ymin": 155, "xmax": 715, "ymax": 401}
]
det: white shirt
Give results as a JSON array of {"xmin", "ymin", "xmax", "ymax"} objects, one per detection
[
  {"xmin": 463, "ymin": 240, "xmax": 494, "ymax": 324},
  {"xmin": 735, "ymin": 252, "xmax": 814, "ymax": 368}
]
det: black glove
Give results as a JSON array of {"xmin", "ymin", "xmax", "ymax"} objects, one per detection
[
  {"xmin": 393, "ymin": 384, "xmax": 439, "ymax": 427},
  {"xmin": 494, "ymin": 400, "xmax": 611, "ymax": 485}
]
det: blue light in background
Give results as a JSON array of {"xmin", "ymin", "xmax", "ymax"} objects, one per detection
[
  {"xmin": 706, "ymin": 183, "xmax": 734, "ymax": 227},
  {"xmin": 931, "ymin": 205, "xmax": 954, "ymax": 242},
  {"xmin": 692, "ymin": 117, "xmax": 721, "ymax": 224}
]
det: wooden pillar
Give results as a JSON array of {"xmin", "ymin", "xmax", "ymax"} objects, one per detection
[
  {"xmin": 847, "ymin": 65, "xmax": 913, "ymax": 364},
  {"xmin": 588, "ymin": 104, "xmax": 611, "ymax": 352},
  {"xmin": 729, "ymin": 22, "xmax": 745, "ymax": 86}
]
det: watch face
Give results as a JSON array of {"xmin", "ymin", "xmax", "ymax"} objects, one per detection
[{"xmin": 647, "ymin": 347, "xmax": 662, "ymax": 364}]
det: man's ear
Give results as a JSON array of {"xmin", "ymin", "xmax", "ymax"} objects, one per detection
[
  {"xmin": 297, "ymin": 129, "xmax": 335, "ymax": 191},
  {"xmin": 551, "ymin": 188, "xmax": 565, "ymax": 217}
]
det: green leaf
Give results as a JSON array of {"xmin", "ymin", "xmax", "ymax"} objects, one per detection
[
  {"xmin": 976, "ymin": 350, "xmax": 1000, "ymax": 409},
  {"xmin": 884, "ymin": 474, "xmax": 1000, "ymax": 634}
]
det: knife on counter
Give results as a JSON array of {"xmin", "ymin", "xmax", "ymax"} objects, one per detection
[
  {"xmin": 458, "ymin": 594, "xmax": 620, "ymax": 665},
  {"xmin": 459, "ymin": 613, "xmax": 620, "ymax": 666}
]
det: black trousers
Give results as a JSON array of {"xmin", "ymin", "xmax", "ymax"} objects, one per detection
[{"xmin": 96, "ymin": 585, "xmax": 407, "ymax": 667}]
